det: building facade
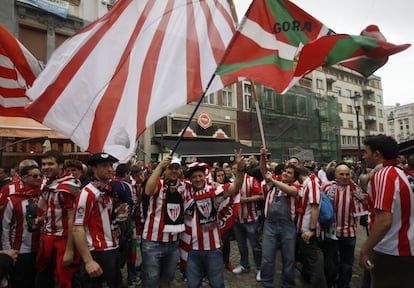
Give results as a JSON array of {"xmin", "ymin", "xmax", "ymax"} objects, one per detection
[
  {"xmin": 0, "ymin": 0, "xmax": 111, "ymax": 166},
  {"xmin": 1, "ymin": 1, "xmax": 389, "ymax": 166},
  {"xmin": 385, "ymin": 103, "xmax": 414, "ymax": 143}
]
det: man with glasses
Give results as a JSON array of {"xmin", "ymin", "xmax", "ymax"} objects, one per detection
[{"xmin": 1, "ymin": 165, "xmax": 42, "ymax": 287}]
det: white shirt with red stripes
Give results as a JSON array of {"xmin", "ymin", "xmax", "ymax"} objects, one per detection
[
  {"xmin": 368, "ymin": 164, "xmax": 414, "ymax": 256},
  {"xmin": 297, "ymin": 177, "xmax": 321, "ymax": 234},
  {"xmin": 183, "ymin": 182, "xmax": 231, "ymax": 251},
  {"xmin": 142, "ymin": 178, "xmax": 186, "ymax": 242},
  {"xmin": 73, "ymin": 183, "xmax": 117, "ymax": 251},
  {"xmin": 236, "ymin": 174, "xmax": 262, "ymax": 224},
  {"xmin": 264, "ymin": 179, "xmax": 299, "ymax": 221},
  {"xmin": 1, "ymin": 193, "xmax": 41, "ymax": 253},
  {"xmin": 322, "ymin": 180, "xmax": 368, "ymax": 238},
  {"xmin": 38, "ymin": 174, "xmax": 79, "ymax": 237}
]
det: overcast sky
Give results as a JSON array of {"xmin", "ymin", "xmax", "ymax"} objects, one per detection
[{"xmin": 234, "ymin": 0, "xmax": 413, "ymax": 106}]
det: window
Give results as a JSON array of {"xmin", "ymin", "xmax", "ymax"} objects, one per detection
[
  {"xmin": 222, "ymin": 86, "xmax": 233, "ymax": 107},
  {"xmin": 340, "ymin": 119, "xmax": 343, "ymax": 127},
  {"xmin": 347, "ymin": 136, "xmax": 352, "ymax": 144},
  {"xmin": 334, "ymin": 86, "xmax": 342, "ymax": 95},
  {"xmin": 316, "ymin": 79, "xmax": 324, "ymax": 89},
  {"xmin": 377, "ymin": 94, "xmax": 382, "ymax": 103},
  {"xmin": 263, "ymin": 88, "xmax": 274, "ymax": 110},
  {"xmin": 243, "ymin": 83, "xmax": 252, "ymax": 111},
  {"xmin": 379, "ymin": 123, "xmax": 384, "ymax": 132},
  {"xmin": 348, "ymin": 120, "xmax": 353, "ymax": 129},
  {"xmin": 342, "ymin": 136, "xmax": 347, "ymax": 145},
  {"xmin": 378, "ymin": 109, "xmax": 383, "ymax": 117},
  {"xmin": 344, "ymin": 89, "xmax": 352, "ymax": 97},
  {"xmin": 203, "ymin": 92, "xmax": 216, "ymax": 105},
  {"xmin": 338, "ymin": 103, "xmax": 343, "ymax": 112},
  {"xmin": 347, "ymin": 105, "xmax": 353, "ymax": 113}
]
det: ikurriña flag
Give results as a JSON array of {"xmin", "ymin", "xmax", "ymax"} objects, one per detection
[
  {"xmin": 215, "ymin": 0, "xmax": 333, "ymax": 94},
  {"xmin": 0, "ymin": 24, "xmax": 43, "ymax": 117},
  {"xmin": 292, "ymin": 25, "xmax": 410, "ymax": 80},
  {"xmin": 25, "ymin": 0, "xmax": 236, "ymax": 161}
]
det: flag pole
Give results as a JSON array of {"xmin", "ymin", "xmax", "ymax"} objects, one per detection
[
  {"xmin": 251, "ymin": 81, "xmax": 266, "ymax": 149},
  {"xmin": 227, "ymin": 0, "xmax": 267, "ymax": 149}
]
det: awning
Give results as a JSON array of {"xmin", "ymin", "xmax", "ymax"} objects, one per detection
[
  {"xmin": 0, "ymin": 116, "xmax": 66, "ymax": 138},
  {"xmin": 153, "ymin": 137, "xmax": 260, "ymax": 158}
]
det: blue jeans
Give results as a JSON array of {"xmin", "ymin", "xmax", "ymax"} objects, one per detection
[
  {"xmin": 186, "ymin": 249, "xmax": 225, "ymax": 288},
  {"xmin": 261, "ymin": 220, "xmax": 296, "ymax": 288},
  {"xmin": 141, "ymin": 239, "xmax": 179, "ymax": 287},
  {"xmin": 324, "ymin": 237, "xmax": 356, "ymax": 288},
  {"xmin": 233, "ymin": 221, "xmax": 262, "ymax": 270}
]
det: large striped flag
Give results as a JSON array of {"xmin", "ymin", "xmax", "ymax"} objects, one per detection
[
  {"xmin": 291, "ymin": 25, "xmax": 410, "ymax": 82},
  {"xmin": 215, "ymin": 0, "xmax": 333, "ymax": 94},
  {"xmin": 25, "ymin": 0, "xmax": 236, "ymax": 161},
  {"xmin": 0, "ymin": 24, "xmax": 43, "ymax": 117}
]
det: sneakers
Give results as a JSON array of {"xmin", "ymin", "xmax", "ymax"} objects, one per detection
[
  {"xmin": 232, "ymin": 265, "xmax": 249, "ymax": 274},
  {"xmin": 256, "ymin": 270, "xmax": 261, "ymax": 281},
  {"xmin": 225, "ymin": 262, "xmax": 236, "ymax": 271}
]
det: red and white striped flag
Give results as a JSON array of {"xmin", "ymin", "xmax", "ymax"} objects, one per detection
[
  {"xmin": 25, "ymin": 0, "xmax": 236, "ymax": 161},
  {"xmin": 0, "ymin": 24, "xmax": 43, "ymax": 117}
]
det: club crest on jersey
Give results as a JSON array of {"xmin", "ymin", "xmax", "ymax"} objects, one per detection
[
  {"xmin": 167, "ymin": 203, "xmax": 181, "ymax": 222},
  {"xmin": 196, "ymin": 198, "xmax": 212, "ymax": 219}
]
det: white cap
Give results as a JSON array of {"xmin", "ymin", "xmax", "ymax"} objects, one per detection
[{"xmin": 169, "ymin": 158, "xmax": 181, "ymax": 167}]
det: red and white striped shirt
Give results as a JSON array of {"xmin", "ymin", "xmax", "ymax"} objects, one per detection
[
  {"xmin": 142, "ymin": 178, "xmax": 186, "ymax": 242},
  {"xmin": 297, "ymin": 177, "xmax": 321, "ymax": 234},
  {"xmin": 73, "ymin": 183, "xmax": 117, "ymax": 251},
  {"xmin": 369, "ymin": 163, "xmax": 414, "ymax": 256},
  {"xmin": 38, "ymin": 174, "xmax": 79, "ymax": 237},
  {"xmin": 264, "ymin": 180, "xmax": 299, "ymax": 221},
  {"xmin": 183, "ymin": 182, "xmax": 231, "ymax": 250},
  {"xmin": 236, "ymin": 174, "xmax": 262, "ymax": 223},
  {"xmin": 1, "ymin": 189, "xmax": 41, "ymax": 253},
  {"xmin": 322, "ymin": 181, "xmax": 367, "ymax": 238}
]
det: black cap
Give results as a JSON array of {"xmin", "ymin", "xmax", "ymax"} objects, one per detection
[{"xmin": 88, "ymin": 153, "xmax": 119, "ymax": 166}]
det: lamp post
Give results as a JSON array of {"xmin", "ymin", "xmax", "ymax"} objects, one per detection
[{"xmin": 352, "ymin": 92, "xmax": 362, "ymax": 161}]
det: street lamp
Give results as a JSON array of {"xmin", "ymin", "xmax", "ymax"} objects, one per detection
[{"xmin": 352, "ymin": 92, "xmax": 362, "ymax": 161}]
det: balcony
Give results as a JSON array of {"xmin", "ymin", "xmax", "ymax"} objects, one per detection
[
  {"xmin": 363, "ymin": 88, "xmax": 375, "ymax": 96},
  {"xmin": 363, "ymin": 98, "xmax": 376, "ymax": 108}
]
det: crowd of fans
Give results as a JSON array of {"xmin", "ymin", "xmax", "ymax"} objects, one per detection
[{"xmin": 0, "ymin": 134, "xmax": 413, "ymax": 288}]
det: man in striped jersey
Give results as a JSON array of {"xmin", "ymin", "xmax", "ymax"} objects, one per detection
[
  {"xmin": 296, "ymin": 167, "xmax": 327, "ymax": 288},
  {"xmin": 1, "ymin": 165, "xmax": 42, "ymax": 287},
  {"xmin": 35, "ymin": 150, "xmax": 80, "ymax": 288},
  {"xmin": 231, "ymin": 169, "xmax": 263, "ymax": 282},
  {"xmin": 183, "ymin": 151, "xmax": 246, "ymax": 288},
  {"xmin": 141, "ymin": 156, "xmax": 186, "ymax": 288},
  {"xmin": 73, "ymin": 152, "xmax": 122, "ymax": 287},
  {"xmin": 359, "ymin": 135, "xmax": 414, "ymax": 287},
  {"xmin": 322, "ymin": 163, "xmax": 367, "ymax": 288}
]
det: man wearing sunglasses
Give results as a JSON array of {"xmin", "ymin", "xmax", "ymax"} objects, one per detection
[{"xmin": 1, "ymin": 165, "xmax": 42, "ymax": 287}]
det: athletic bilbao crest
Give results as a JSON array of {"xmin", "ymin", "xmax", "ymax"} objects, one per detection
[
  {"xmin": 196, "ymin": 198, "xmax": 212, "ymax": 219},
  {"xmin": 167, "ymin": 203, "xmax": 181, "ymax": 222}
]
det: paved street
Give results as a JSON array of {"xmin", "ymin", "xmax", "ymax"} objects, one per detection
[{"xmin": 165, "ymin": 225, "xmax": 368, "ymax": 288}]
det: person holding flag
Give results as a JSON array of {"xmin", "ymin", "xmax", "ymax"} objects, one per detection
[{"xmin": 182, "ymin": 150, "xmax": 246, "ymax": 288}]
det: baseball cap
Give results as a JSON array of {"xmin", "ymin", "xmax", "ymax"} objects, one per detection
[{"xmin": 169, "ymin": 158, "xmax": 181, "ymax": 167}]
